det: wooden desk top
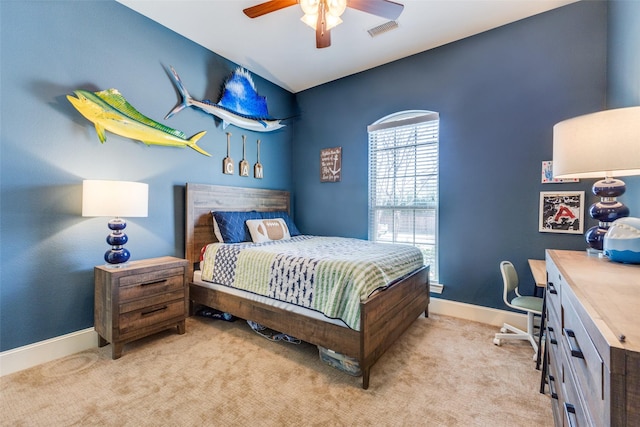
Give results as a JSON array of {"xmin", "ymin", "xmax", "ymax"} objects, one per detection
[{"xmin": 528, "ymin": 259, "xmax": 546, "ymax": 287}]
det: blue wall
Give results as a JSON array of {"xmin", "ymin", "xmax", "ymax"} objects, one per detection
[
  {"xmin": 292, "ymin": 1, "xmax": 609, "ymax": 308},
  {"xmin": 0, "ymin": 1, "xmax": 296, "ymax": 351}
]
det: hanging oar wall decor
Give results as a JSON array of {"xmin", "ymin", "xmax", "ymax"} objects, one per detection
[
  {"xmin": 239, "ymin": 135, "xmax": 249, "ymax": 177},
  {"xmin": 254, "ymin": 139, "xmax": 263, "ymax": 179},
  {"xmin": 223, "ymin": 132, "xmax": 234, "ymax": 175}
]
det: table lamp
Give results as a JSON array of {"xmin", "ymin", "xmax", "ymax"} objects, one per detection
[
  {"xmin": 552, "ymin": 106, "xmax": 640, "ymax": 251},
  {"xmin": 82, "ymin": 180, "xmax": 149, "ymax": 267}
]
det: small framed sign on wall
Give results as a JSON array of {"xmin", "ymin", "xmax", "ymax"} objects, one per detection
[
  {"xmin": 539, "ymin": 191, "xmax": 584, "ymax": 234},
  {"xmin": 320, "ymin": 147, "xmax": 342, "ymax": 183}
]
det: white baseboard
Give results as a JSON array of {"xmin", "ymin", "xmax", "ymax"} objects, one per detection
[
  {"xmin": 0, "ymin": 328, "xmax": 98, "ymax": 377},
  {"xmin": 0, "ymin": 299, "xmax": 525, "ymax": 377},
  {"xmin": 429, "ymin": 297, "xmax": 527, "ymax": 330},
  {"xmin": 429, "ymin": 283, "xmax": 444, "ymax": 294}
]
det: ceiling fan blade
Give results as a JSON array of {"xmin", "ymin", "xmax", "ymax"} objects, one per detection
[
  {"xmin": 243, "ymin": 0, "xmax": 298, "ymax": 18},
  {"xmin": 347, "ymin": 0, "xmax": 404, "ymax": 20},
  {"xmin": 316, "ymin": 2, "xmax": 331, "ymax": 48}
]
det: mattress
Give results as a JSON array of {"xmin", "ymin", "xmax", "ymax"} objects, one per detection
[
  {"xmin": 198, "ymin": 235, "xmax": 425, "ymax": 330},
  {"xmin": 192, "ymin": 270, "xmax": 349, "ymax": 327}
]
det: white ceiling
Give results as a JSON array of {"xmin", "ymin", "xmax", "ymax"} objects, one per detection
[{"xmin": 117, "ymin": 0, "xmax": 578, "ymax": 93}]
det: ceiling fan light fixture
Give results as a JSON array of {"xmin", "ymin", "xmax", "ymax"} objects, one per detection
[
  {"xmin": 300, "ymin": 0, "xmax": 320, "ymax": 15},
  {"xmin": 301, "ymin": 13, "xmax": 318, "ymax": 29},
  {"xmin": 301, "ymin": 13, "xmax": 342, "ymax": 31},
  {"xmin": 301, "ymin": 0, "xmax": 343, "ymax": 32},
  {"xmin": 326, "ymin": 0, "xmax": 347, "ymax": 17},
  {"xmin": 325, "ymin": 14, "xmax": 343, "ymax": 30}
]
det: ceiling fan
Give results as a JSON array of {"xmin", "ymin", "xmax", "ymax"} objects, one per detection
[{"xmin": 243, "ymin": 0, "xmax": 404, "ymax": 49}]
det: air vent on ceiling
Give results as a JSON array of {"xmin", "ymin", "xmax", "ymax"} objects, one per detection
[{"xmin": 367, "ymin": 20, "xmax": 399, "ymax": 37}]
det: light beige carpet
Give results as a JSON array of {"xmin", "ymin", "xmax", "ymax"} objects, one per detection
[{"xmin": 1, "ymin": 314, "xmax": 552, "ymax": 426}]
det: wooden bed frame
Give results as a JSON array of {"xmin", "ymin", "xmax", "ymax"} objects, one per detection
[{"xmin": 185, "ymin": 183, "xmax": 430, "ymax": 389}]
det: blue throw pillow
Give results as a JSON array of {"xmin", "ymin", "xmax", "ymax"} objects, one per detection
[
  {"xmin": 261, "ymin": 211, "xmax": 301, "ymax": 236},
  {"xmin": 212, "ymin": 211, "xmax": 261, "ymax": 243}
]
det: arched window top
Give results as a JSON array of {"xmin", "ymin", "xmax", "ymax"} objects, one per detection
[{"xmin": 368, "ymin": 110, "xmax": 439, "ymax": 133}]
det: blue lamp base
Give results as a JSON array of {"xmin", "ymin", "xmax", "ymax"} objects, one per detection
[
  {"xmin": 104, "ymin": 218, "xmax": 131, "ymax": 267},
  {"xmin": 585, "ymin": 178, "xmax": 629, "ymax": 252}
]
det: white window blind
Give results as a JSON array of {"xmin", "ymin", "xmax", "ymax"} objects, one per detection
[{"xmin": 368, "ymin": 111, "xmax": 439, "ymax": 282}]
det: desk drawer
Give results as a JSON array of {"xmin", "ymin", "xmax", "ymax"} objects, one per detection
[{"xmin": 562, "ymin": 296, "xmax": 604, "ymax": 424}]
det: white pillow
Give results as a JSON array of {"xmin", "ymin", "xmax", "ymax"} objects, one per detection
[
  {"xmin": 246, "ymin": 218, "xmax": 291, "ymax": 243},
  {"xmin": 212, "ymin": 215, "xmax": 224, "ymax": 243}
]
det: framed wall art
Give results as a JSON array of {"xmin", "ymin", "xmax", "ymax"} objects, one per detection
[
  {"xmin": 320, "ymin": 147, "xmax": 342, "ymax": 183},
  {"xmin": 539, "ymin": 191, "xmax": 584, "ymax": 234}
]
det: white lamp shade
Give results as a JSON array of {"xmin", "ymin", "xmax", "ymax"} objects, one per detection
[
  {"xmin": 82, "ymin": 180, "xmax": 148, "ymax": 218},
  {"xmin": 552, "ymin": 106, "xmax": 640, "ymax": 179}
]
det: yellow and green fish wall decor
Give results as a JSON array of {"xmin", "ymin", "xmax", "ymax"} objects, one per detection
[{"xmin": 67, "ymin": 89, "xmax": 210, "ymax": 156}]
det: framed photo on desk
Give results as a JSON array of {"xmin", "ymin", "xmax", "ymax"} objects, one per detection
[{"xmin": 539, "ymin": 191, "xmax": 584, "ymax": 234}]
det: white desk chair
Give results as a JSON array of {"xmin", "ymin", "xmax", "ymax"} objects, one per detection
[{"xmin": 493, "ymin": 261, "xmax": 543, "ymax": 359}]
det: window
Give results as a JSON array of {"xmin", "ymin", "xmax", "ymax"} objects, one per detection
[{"xmin": 368, "ymin": 110, "xmax": 439, "ymax": 283}]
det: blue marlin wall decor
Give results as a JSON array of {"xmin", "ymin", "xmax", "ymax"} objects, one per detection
[{"xmin": 165, "ymin": 66, "xmax": 285, "ymax": 133}]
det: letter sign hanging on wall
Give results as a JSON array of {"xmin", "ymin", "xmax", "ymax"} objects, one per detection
[
  {"xmin": 254, "ymin": 139, "xmax": 263, "ymax": 179},
  {"xmin": 320, "ymin": 147, "xmax": 341, "ymax": 182},
  {"xmin": 223, "ymin": 132, "xmax": 234, "ymax": 175},
  {"xmin": 239, "ymin": 135, "xmax": 249, "ymax": 177}
]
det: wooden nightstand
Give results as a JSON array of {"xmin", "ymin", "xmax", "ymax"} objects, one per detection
[{"xmin": 94, "ymin": 256, "xmax": 189, "ymax": 359}]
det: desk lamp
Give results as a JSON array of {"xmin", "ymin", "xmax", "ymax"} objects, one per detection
[
  {"xmin": 552, "ymin": 107, "xmax": 640, "ymax": 251},
  {"xmin": 82, "ymin": 180, "xmax": 148, "ymax": 267}
]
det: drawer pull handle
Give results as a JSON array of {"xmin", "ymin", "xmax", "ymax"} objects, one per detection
[
  {"xmin": 564, "ymin": 328, "xmax": 584, "ymax": 359},
  {"xmin": 547, "ymin": 326, "xmax": 558, "ymax": 345},
  {"xmin": 141, "ymin": 306, "xmax": 168, "ymax": 317},
  {"xmin": 547, "ymin": 282, "xmax": 557, "ymax": 295},
  {"xmin": 548, "ymin": 374, "xmax": 558, "ymax": 400},
  {"xmin": 140, "ymin": 279, "xmax": 167, "ymax": 287},
  {"xmin": 564, "ymin": 403, "xmax": 577, "ymax": 427}
]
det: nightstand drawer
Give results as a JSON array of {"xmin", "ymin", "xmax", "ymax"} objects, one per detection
[
  {"xmin": 119, "ymin": 299, "xmax": 185, "ymax": 334},
  {"xmin": 120, "ymin": 289, "xmax": 185, "ymax": 314},
  {"xmin": 119, "ymin": 267, "xmax": 185, "ymax": 301}
]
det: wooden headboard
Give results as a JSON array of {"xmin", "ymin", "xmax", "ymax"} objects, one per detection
[{"xmin": 185, "ymin": 183, "xmax": 291, "ymax": 272}]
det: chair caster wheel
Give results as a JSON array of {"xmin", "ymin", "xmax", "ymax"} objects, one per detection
[
  {"xmin": 493, "ymin": 338, "xmax": 501, "ymax": 346},
  {"xmin": 500, "ymin": 327, "xmax": 507, "ymax": 333}
]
